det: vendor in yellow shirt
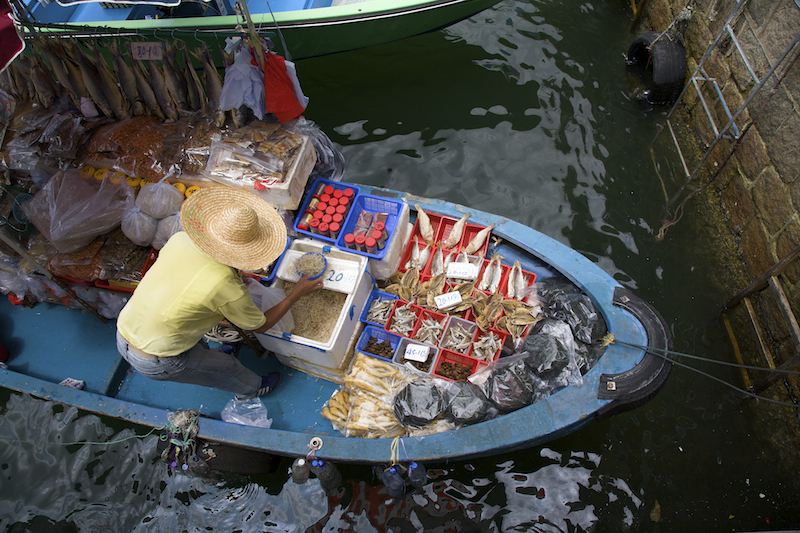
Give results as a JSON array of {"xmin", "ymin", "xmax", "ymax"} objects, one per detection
[{"xmin": 116, "ymin": 186, "xmax": 322, "ymax": 400}]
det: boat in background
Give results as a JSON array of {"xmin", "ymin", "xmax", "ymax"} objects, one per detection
[
  {"xmin": 14, "ymin": 0, "xmax": 501, "ymax": 60},
  {"xmin": 0, "ymin": 185, "xmax": 673, "ymax": 466}
]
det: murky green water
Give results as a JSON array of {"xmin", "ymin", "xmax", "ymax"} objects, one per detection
[{"xmin": 2, "ymin": 0, "xmax": 800, "ymax": 530}]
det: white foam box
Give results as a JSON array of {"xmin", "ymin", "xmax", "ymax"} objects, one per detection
[
  {"xmin": 274, "ymin": 322, "xmax": 364, "ymax": 383},
  {"xmin": 256, "ymin": 238, "xmax": 372, "ymax": 372},
  {"xmin": 238, "ymin": 136, "xmax": 317, "ymax": 211}
]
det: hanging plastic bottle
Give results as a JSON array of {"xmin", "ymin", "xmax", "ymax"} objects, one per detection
[
  {"xmin": 291, "ymin": 457, "xmax": 310, "ymax": 484},
  {"xmin": 311, "ymin": 459, "xmax": 342, "ymax": 492},
  {"xmin": 380, "ymin": 465, "xmax": 406, "ymax": 499},
  {"xmin": 407, "ymin": 461, "xmax": 426, "ymax": 489}
]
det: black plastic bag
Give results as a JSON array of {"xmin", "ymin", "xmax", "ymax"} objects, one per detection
[
  {"xmin": 393, "ymin": 380, "xmax": 445, "ymax": 428},
  {"xmin": 483, "ymin": 358, "xmax": 537, "ymax": 413},
  {"xmin": 444, "ymin": 381, "xmax": 493, "ymax": 426},
  {"xmin": 534, "ymin": 277, "xmax": 600, "ymax": 344}
]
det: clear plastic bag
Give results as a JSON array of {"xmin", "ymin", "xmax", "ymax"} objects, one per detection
[
  {"xmin": 151, "ymin": 213, "xmax": 183, "ymax": 250},
  {"xmin": 135, "ymin": 173, "xmax": 184, "ymax": 219},
  {"xmin": 285, "ymin": 116, "xmax": 344, "ymax": 183},
  {"xmin": 23, "ymin": 169, "xmax": 135, "ymax": 253},
  {"xmin": 221, "ymin": 397, "xmax": 272, "ymax": 428},
  {"xmin": 121, "ymin": 207, "xmax": 158, "ymax": 247},
  {"xmin": 523, "ymin": 319, "xmax": 583, "ymax": 390},
  {"xmin": 202, "ymin": 134, "xmax": 283, "ymax": 188},
  {"xmin": 246, "ymin": 277, "xmax": 293, "ymax": 333}
]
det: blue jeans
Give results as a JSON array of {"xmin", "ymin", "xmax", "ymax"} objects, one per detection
[{"xmin": 116, "ymin": 330, "xmax": 262, "ymax": 396}]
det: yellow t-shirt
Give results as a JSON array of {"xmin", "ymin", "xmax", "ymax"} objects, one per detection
[{"xmin": 117, "ymin": 232, "xmax": 267, "ymax": 356}]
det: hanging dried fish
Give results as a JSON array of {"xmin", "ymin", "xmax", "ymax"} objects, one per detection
[
  {"xmin": 30, "ymin": 54, "xmax": 57, "ymax": 108},
  {"xmin": 87, "ymin": 41, "xmax": 129, "ymax": 120},
  {"xmin": 69, "ymin": 40, "xmax": 115, "ymax": 119},
  {"xmin": 161, "ymin": 41, "xmax": 189, "ymax": 113},
  {"xmin": 191, "ymin": 45, "xmax": 225, "ymax": 127},
  {"xmin": 144, "ymin": 60, "xmax": 178, "ymax": 122},
  {"xmin": 51, "ymin": 39, "xmax": 89, "ymax": 102},
  {"xmin": 110, "ymin": 41, "xmax": 145, "ymax": 116},
  {"xmin": 130, "ymin": 51, "xmax": 166, "ymax": 121},
  {"xmin": 32, "ymin": 38, "xmax": 78, "ymax": 107},
  {"xmin": 182, "ymin": 46, "xmax": 206, "ymax": 112}
]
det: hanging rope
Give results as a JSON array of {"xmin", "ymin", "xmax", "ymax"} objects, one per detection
[
  {"xmin": 648, "ymin": 5, "xmax": 693, "ymax": 49},
  {"xmin": 0, "ymin": 424, "xmax": 164, "ymax": 447},
  {"xmin": 602, "ymin": 333, "xmax": 800, "ymax": 408}
]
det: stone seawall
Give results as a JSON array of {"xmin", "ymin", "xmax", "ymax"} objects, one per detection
[{"xmin": 633, "ymin": 0, "xmax": 800, "ymax": 419}]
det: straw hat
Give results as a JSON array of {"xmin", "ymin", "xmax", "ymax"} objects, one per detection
[{"xmin": 180, "ymin": 186, "xmax": 287, "ymax": 271}]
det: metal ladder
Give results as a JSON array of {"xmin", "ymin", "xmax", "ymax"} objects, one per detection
[
  {"xmin": 655, "ymin": 0, "xmax": 800, "ymax": 210},
  {"xmin": 720, "ymin": 246, "xmax": 800, "ymax": 395}
]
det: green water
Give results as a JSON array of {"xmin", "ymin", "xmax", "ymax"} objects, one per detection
[{"xmin": 2, "ymin": 0, "xmax": 800, "ymax": 530}]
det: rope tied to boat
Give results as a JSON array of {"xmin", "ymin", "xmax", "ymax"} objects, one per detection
[{"xmin": 600, "ymin": 334, "xmax": 800, "ymax": 408}]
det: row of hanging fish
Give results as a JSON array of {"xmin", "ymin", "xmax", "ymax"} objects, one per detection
[{"xmin": 0, "ymin": 37, "xmax": 232, "ymax": 127}]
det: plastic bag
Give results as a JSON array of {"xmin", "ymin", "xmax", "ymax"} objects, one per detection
[
  {"xmin": 202, "ymin": 134, "xmax": 283, "ymax": 188},
  {"xmin": 135, "ymin": 174, "xmax": 184, "ymax": 219},
  {"xmin": 470, "ymin": 352, "xmax": 544, "ymax": 413},
  {"xmin": 393, "ymin": 379, "xmax": 445, "ymax": 428},
  {"xmin": 246, "ymin": 277, "xmax": 293, "ymax": 332},
  {"xmin": 23, "ymin": 169, "xmax": 135, "ymax": 253},
  {"xmin": 535, "ymin": 276, "xmax": 600, "ymax": 344},
  {"xmin": 121, "ymin": 207, "xmax": 158, "ymax": 247},
  {"xmin": 523, "ymin": 319, "xmax": 583, "ymax": 390},
  {"xmin": 443, "ymin": 380, "xmax": 495, "ymax": 426},
  {"xmin": 286, "ymin": 117, "xmax": 344, "ymax": 183},
  {"xmin": 151, "ymin": 213, "xmax": 183, "ymax": 250},
  {"xmin": 221, "ymin": 397, "xmax": 272, "ymax": 428},
  {"xmin": 219, "ymin": 47, "xmax": 266, "ymax": 120}
]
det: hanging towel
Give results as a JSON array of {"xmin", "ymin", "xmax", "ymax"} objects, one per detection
[
  {"xmin": 261, "ymin": 52, "xmax": 307, "ymax": 123},
  {"xmin": 0, "ymin": 0, "xmax": 24, "ymax": 74}
]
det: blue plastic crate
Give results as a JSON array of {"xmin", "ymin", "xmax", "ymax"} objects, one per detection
[
  {"xmin": 293, "ymin": 178, "xmax": 361, "ymax": 243},
  {"xmin": 336, "ymin": 194, "xmax": 405, "ymax": 260},
  {"xmin": 357, "ymin": 326, "xmax": 401, "ymax": 362},
  {"xmin": 360, "ymin": 289, "xmax": 399, "ymax": 328}
]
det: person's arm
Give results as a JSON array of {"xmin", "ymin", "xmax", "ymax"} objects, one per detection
[{"xmin": 252, "ymin": 276, "xmax": 323, "ymax": 334}]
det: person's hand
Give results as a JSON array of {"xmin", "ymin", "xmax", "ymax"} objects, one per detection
[{"xmin": 292, "ymin": 275, "xmax": 324, "ymax": 299}]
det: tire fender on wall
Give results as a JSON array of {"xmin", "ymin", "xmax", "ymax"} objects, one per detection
[{"xmin": 626, "ymin": 31, "xmax": 687, "ymax": 106}]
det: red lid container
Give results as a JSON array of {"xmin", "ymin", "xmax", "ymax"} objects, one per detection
[
  {"xmin": 313, "ymin": 210, "xmax": 325, "ymax": 220},
  {"xmin": 333, "ymin": 189, "xmax": 344, "ymax": 199},
  {"xmin": 328, "ymin": 198, "xmax": 339, "ymax": 207},
  {"xmin": 322, "ymin": 214, "xmax": 333, "ymax": 224},
  {"xmin": 344, "ymin": 233, "xmax": 355, "ymax": 248},
  {"xmin": 333, "ymin": 213, "xmax": 344, "ymax": 224},
  {"xmin": 336, "ymin": 205, "xmax": 347, "ymax": 215},
  {"xmin": 320, "ymin": 194, "xmax": 331, "ymax": 204},
  {"xmin": 309, "ymin": 218, "xmax": 320, "ymax": 232},
  {"xmin": 343, "ymin": 188, "xmax": 355, "ymax": 198},
  {"xmin": 324, "ymin": 185, "xmax": 335, "ymax": 195}
]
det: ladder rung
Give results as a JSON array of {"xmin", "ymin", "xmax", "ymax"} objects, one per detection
[{"xmin": 722, "ymin": 312, "xmax": 752, "ymax": 390}]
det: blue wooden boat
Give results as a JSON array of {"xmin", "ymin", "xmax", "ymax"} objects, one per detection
[
  {"xmin": 0, "ymin": 184, "xmax": 672, "ymax": 465},
  {"xmin": 16, "ymin": 0, "xmax": 501, "ymax": 60}
]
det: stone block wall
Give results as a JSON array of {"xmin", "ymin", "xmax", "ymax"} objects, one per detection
[{"xmin": 634, "ymin": 0, "xmax": 800, "ymax": 394}]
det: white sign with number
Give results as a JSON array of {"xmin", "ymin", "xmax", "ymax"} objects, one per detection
[
  {"xmin": 403, "ymin": 343, "xmax": 430, "ymax": 363},
  {"xmin": 321, "ymin": 267, "xmax": 359, "ymax": 293},
  {"xmin": 130, "ymin": 42, "xmax": 163, "ymax": 61},
  {"xmin": 446, "ymin": 262, "xmax": 478, "ymax": 280},
  {"xmin": 434, "ymin": 291, "xmax": 462, "ymax": 310}
]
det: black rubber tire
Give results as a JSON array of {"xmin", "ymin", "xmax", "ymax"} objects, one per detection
[{"xmin": 626, "ymin": 31, "xmax": 687, "ymax": 106}]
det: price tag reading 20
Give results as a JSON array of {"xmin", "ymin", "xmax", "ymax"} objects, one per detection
[
  {"xmin": 434, "ymin": 291, "xmax": 462, "ymax": 310},
  {"xmin": 323, "ymin": 267, "xmax": 358, "ymax": 292},
  {"xmin": 131, "ymin": 42, "xmax": 163, "ymax": 61}
]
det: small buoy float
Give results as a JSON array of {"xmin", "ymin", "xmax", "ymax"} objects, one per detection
[{"xmin": 626, "ymin": 31, "xmax": 686, "ymax": 106}]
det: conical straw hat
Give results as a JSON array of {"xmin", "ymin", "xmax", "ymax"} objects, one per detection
[{"xmin": 180, "ymin": 186, "xmax": 287, "ymax": 271}]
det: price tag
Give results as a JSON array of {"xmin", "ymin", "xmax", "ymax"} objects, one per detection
[
  {"xmin": 322, "ymin": 267, "xmax": 359, "ymax": 293},
  {"xmin": 403, "ymin": 343, "xmax": 430, "ymax": 363},
  {"xmin": 131, "ymin": 42, "xmax": 163, "ymax": 61},
  {"xmin": 446, "ymin": 262, "xmax": 478, "ymax": 280},
  {"xmin": 434, "ymin": 291, "xmax": 462, "ymax": 310}
]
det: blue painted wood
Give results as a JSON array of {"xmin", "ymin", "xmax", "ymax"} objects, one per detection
[{"xmin": 0, "ymin": 187, "xmax": 659, "ymax": 465}]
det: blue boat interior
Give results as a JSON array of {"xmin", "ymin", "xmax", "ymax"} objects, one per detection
[{"xmin": 24, "ymin": 0, "xmax": 338, "ymax": 25}]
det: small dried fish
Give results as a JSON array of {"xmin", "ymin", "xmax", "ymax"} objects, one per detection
[
  {"xmin": 444, "ymin": 213, "xmax": 469, "ymax": 250},
  {"xmin": 414, "ymin": 317, "xmax": 444, "ymax": 345},
  {"xmin": 431, "ymin": 244, "xmax": 444, "ymax": 277},
  {"xmin": 414, "ymin": 204, "xmax": 435, "ymax": 245},
  {"xmin": 507, "ymin": 260, "xmax": 521, "ymax": 300},
  {"xmin": 471, "ymin": 331, "xmax": 502, "ymax": 361},
  {"xmin": 488, "ymin": 253, "xmax": 503, "ymax": 294},
  {"xmin": 388, "ymin": 303, "xmax": 416, "ymax": 336},
  {"xmin": 441, "ymin": 322, "xmax": 474, "ymax": 353},
  {"xmin": 404, "ymin": 235, "xmax": 421, "ymax": 270}
]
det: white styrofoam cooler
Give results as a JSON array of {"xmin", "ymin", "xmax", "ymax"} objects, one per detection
[{"xmin": 255, "ymin": 239, "xmax": 372, "ymax": 374}]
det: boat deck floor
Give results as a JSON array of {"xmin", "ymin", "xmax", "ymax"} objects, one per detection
[{"xmin": 1, "ymin": 297, "xmax": 341, "ymax": 433}]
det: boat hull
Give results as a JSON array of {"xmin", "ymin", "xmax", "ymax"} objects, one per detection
[
  {"xmin": 23, "ymin": 0, "xmax": 500, "ymax": 60},
  {"xmin": 0, "ymin": 186, "xmax": 672, "ymax": 464}
]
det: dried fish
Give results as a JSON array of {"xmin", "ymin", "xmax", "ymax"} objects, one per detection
[
  {"xmin": 183, "ymin": 46, "xmax": 206, "ymax": 112},
  {"xmin": 444, "ymin": 213, "xmax": 469, "ymax": 250},
  {"xmin": 30, "ymin": 55, "xmax": 57, "ymax": 108},
  {"xmin": 110, "ymin": 41, "xmax": 145, "ymax": 116},
  {"xmin": 191, "ymin": 45, "xmax": 225, "ymax": 127},
  {"xmin": 145, "ymin": 61, "xmax": 179, "ymax": 122},
  {"xmin": 431, "ymin": 245, "xmax": 444, "ymax": 277},
  {"xmin": 404, "ymin": 235, "xmax": 421, "ymax": 270},
  {"xmin": 488, "ymin": 253, "xmax": 503, "ymax": 294},
  {"xmin": 414, "ymin": 317, "xmax": 444, "ymax": 345},
  {"xmin": 34, "ymin": 38, "xmax": 78, "ymax": 107},
  {"xmin": 130, "ymin": 54, "xmax": 165, "ymax": 121},
  {"xmin": 161, "ymin": 42, "xmax": 189, "ymax": 112},
  {"xmin": 441, "ymin": 322, "xmax": 475, "ymax": 353},
  {"xmin": 471, "ymin": 330, "xmax": 502, "ymax": 361},
  {"xmin": 87, "ymin": 41, "xmax": 129, "ymax": 120},
  {"xmin": 414, "ymin": 203, "xmax": 435, "ymax": 245},
  {"xmin": 70, "ymin": 41, "xmax": 115, "ymax": 119},
  {"xmin": 366, "ymin": 298, "xmax": 394, "ymax": 326},
  {"xmin": 388, "ymin": 303, "xmax": 416, "ymax": 337},
  {"xmin": 463, "ymin": 223, "xmax": 495, "ymax": 255}
]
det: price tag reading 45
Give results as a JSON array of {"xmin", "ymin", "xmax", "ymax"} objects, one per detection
[
  {"xmin": 131, "ymin": 42, "xmax": 163, "ymax": 61},
  {"xmin": 403, "ymin": 343, "xmax": 430, "ymax": 363},
  {"xmin": 322, "ymin": 267, "xmax": 358, "ymax": 293}
]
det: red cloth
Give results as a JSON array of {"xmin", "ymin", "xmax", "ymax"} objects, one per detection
[
  {"xmin": 261, "ymin": 52, "xmax": 305, "ymax": 123},
  {"xmin": 0, "ymin": 0, "xmax": 24, "ymax": 74}
]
